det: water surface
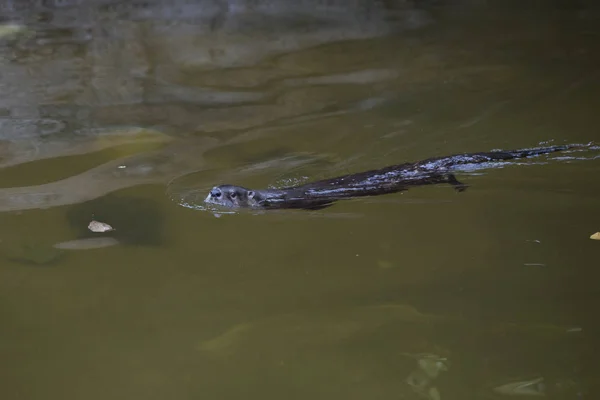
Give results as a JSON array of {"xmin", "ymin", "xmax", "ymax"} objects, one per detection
[{"xmin": 1, "ymin": 1, "xmax": 599, "ymax": 399}]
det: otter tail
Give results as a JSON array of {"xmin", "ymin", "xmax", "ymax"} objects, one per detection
[
  {"xmin": 457, "ymin": 142, "xmax": 594, "ymax": 165},
  {"xmin": 417, "ymin": 142, "xmax": 594, "ymax": 171},
  {"xmin": 499, "ymin": 142, "xmax": 592, "ymax": 160}
]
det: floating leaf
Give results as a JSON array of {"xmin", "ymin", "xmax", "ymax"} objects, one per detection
[
  {"xmin": 88, "ymin": 220, "xmax": 114, "ymax": 233},
  {"xmin": 590, "ymin": 232, "xmax": 600, "ymax": 240}
]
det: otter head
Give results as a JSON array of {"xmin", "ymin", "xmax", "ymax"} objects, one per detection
[{"xmin": 204, "ymin": 185, "xmax": 258, "ymax": 208}]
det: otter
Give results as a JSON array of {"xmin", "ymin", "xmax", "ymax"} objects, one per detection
[{"xmin": 205, "ymin": 143, "xmax": 590, "ymax": 210}]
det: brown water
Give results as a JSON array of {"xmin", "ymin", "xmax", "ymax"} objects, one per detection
[{"xmin": 1, "ymin": 1, "xmax": 599, "ymax": 399}]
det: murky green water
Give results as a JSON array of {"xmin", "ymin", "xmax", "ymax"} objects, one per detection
[{"xmin": 1, "ymin": 1, "xmax": 599, "ymax": 399}]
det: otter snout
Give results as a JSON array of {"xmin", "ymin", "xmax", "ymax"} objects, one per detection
[{"xmin": 205, "ymin": 186, "xmax": 223, "ymax": 204}]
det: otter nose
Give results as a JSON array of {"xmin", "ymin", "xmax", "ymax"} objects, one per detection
[{"xmin": 210, "ymin": 188, "xmax": 221, "ymax": 198}]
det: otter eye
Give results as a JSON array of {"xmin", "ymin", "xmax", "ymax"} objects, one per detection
[
  {"xmin": 230, "ymin": 192, "xmax": 237, "ymax": 199},
  {"xmin": 248, "ymin": 191, "xmax": 255, "ymax": 199}
]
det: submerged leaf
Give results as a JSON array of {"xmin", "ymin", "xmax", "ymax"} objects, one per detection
[
  {"xmin": 54, "ymin": 237, "xmax": 119, "ymax": 250},
  {"xmin": 197, "ymin": 323, "xmax": 253, "ymax": 356},
  {"xmin": 2, "ymin": 243, "xmax": 65, "ymax": 265}
]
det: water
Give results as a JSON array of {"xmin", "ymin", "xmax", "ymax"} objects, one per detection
[{"xmin": 1, "ymin": 1, "xmax": 599, "ymax": 398}]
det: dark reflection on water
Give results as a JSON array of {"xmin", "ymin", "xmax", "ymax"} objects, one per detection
[{"xmin": 1, "ymin": 1, "xmax": 599, "ymax": 399}]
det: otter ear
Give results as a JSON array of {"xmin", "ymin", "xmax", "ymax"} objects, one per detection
[{"xmin": 248, "ymin": 190, "xmax": 255, "ymax": 199}]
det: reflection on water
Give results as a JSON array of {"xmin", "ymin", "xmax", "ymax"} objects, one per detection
[{"xmin": 1, "ymin": 1, "xmax": 599, "ymax": 399}]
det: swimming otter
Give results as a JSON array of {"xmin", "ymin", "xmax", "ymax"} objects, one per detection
[{"xmin": 205, "ymin": 143, "xmax": 589, "ymax": 210}]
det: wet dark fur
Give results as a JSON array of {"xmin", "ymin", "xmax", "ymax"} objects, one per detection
[{"xmin": 205, "ymin": 144, "xmax": 587, "ymax": 210}]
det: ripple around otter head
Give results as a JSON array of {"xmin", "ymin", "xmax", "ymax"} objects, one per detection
[
  {"xmin": 166, "ymin": 171, "xmax": 240, "ymax": 215},
  {"xmin": 170, "ymin": 188, "xmax": 239, "ymax": 215}
]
